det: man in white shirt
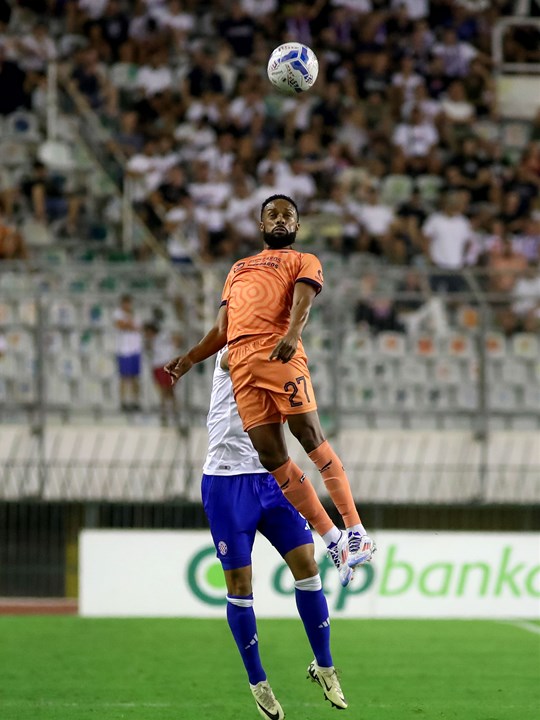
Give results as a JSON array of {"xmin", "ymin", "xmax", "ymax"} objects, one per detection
[
  {"xmin": 201, "ymin": 348, "xmax": 348, "ymax": 720},
  {"xmin": 422, "ymin": 194, "xmax": 472, "ymax": 293},
  {"xmin": 392, "ymin": 105, "xmax": 439, "ymax": 174}
]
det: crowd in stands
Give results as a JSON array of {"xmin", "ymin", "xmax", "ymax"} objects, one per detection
[{"xmin": 0, "ymin": 0, "xmax": 539, "ymax": 337}]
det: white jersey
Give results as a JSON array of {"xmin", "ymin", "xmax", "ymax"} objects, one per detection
[{"xmin": 202, "ymin": 348, "xmax": 266, "ymax": 476}]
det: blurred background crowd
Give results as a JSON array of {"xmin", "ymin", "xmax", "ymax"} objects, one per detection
[
  {"xmin": 0, "ymin": 0, "xmax": 538, "ymax": 411},
  {"xmin": 0, "ymin": 1, "xmax": 538, "ymax": 337}
]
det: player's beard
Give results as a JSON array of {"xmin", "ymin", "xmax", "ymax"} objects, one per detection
[{"xmin": 263, "ymin": 229, "xmax": 297, "ymax": 249}]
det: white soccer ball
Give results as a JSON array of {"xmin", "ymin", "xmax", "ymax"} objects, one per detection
[{"xmin": 267, "ymin": 43, "xmax": 319, "ymax": 96}]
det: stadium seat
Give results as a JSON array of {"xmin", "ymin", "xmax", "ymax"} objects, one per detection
[
  {"xmin": 485, "ymin": 332, "xmax": 506, "ymax": 358},
  {"xmin": 433, "ymin": 358, "xmax": 461, "ymax": 385},
  {"xmin": 49, "ymin": 300, "xmax": 77, "ymax": 328},
  {"xmin": 380, "ymin": 174, "xmax": 414, "ymax": 206},
  {"xmin": 398, "ymin": 357, "xmax": 429, "ymax": 384},
  {"xmin": 0, "ymin": 302, "xmax": 14, "ymax": 325},
  {"xmin": 416, "ymin": 174, "xmax": 444, "ymax": 205},
  {"xmin": 445, "ymin": 333, "xmax": 474, "ymax": 358},
  {"xmin": 0, "ymin": 140, "xmax": 31, "ymax": 167},
  {"xmin": 511, "ymin": 333, "xmax": 538, "ymax": 360},
  {"xmin": 20, "ymin": 219, "xmax": 50, "ymax": 247},
  {"xmin": 377, "ymin": 331, "xmax": 406, "ymax": 356}
]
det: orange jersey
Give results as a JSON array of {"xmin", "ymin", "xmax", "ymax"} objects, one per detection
[{"xmin": 221, "ymin": 248, "xmax": 324, "ymax": 344}]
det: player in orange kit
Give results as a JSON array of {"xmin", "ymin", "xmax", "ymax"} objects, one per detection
[{"xmin": 165, "ymin": 195, "xmax": 375, "ymax": 583}]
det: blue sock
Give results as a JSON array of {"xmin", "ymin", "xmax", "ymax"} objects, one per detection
[
  {"xmin": 295, "ymin": 576, "xmax": 333, "ymax": 668},
  {"xmin": 226, "ymin": 594, "xmax": 266, "ymax": 685}
]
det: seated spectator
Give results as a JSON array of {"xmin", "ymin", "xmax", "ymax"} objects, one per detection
[
  {"xmin": 70, "ymin": 46, "xmax": 117, "ymax": 114},
  {"xmin": 219, "ymin": 1, "xmax": 256, "ymax": 59},
  {"xmin": 487, "ymin": 237, "xmax": 528, "ymax": 296},
  {"xmin": 432, "ymin": 28, "xmax": 485, "ymax": 79},
  {"xmin": 99, "ymin": 0, "xmax": 130, "ymax": 60},
  {"xmin": 15, "ymin": 21, "xmax": 57, "ymax": 75},
  {"xmin": 392, "ymin": 105, "xmax": 439, "ymax": 175},
  {"xmin": 136, "ymin": 48, "xmax": 174, "ymax": 98},
  {"xmin": 510, "ymin": 261, "xmax": 540, "ymax": 333},
  {"xmin": 440, "ymin": 80, "xmax": 476, "ymax": 149},
  {"xmin": 20, "ymin": 162, "xmax": 82, "ymax": 236},
  {"xmin": 354, "ymin": 274, "xmax": 405, "ymax": 335}
]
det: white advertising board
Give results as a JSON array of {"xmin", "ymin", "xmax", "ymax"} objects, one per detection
[{"xmin": 79, "ymin": 530, "xmax": 540, "ymax": 619}]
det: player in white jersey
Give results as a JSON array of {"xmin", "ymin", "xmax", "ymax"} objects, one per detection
[{"xmin": 201, "ymin": 348, "xmax": 348, "ymax": 720}]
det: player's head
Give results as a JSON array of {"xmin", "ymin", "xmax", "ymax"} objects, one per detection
[{"xmin": 260, "ymin": 195, "xmax": 299, "ymax": 249}]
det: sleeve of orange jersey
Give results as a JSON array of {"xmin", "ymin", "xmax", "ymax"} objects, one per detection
[{"xmin": 296, "ymin": 253, "xmax": 324, "ymax": 296}]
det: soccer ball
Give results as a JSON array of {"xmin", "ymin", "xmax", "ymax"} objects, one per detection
[{"xmin": 267, "ymin": 43, "xmax": 319, "ymax": 95}]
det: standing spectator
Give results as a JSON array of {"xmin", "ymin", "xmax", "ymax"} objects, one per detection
[
  {"xmin": 113, "ymin": 294, "xmax": 143, "ymax": 413},
  {"xmin": 143, "ymin": 322, "xmax": 182, "ymax": 426},
  {"xmin": 422, "ymin": 193, "xmax": 472, "ymax": 293}
]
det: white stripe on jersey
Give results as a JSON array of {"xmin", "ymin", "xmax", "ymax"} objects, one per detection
[{"xmin": 202, "ymin": 347, "xmax": 266, "ymax": 476}]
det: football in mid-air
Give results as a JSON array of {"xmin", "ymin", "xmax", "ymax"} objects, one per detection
[{"xmin": 267, "ymin": 43, "xmax": 319, "ymax": 95}]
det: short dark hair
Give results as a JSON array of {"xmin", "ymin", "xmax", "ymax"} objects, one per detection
[{"xmin": 260, "ymin": 194, "xmax": 299, "ymax": 219}]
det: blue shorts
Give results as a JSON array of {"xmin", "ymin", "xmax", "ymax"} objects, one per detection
[
  {"xmin": 117, "ymin": 353, "xmax": 141, "ymax": 377},
  {"xmin": 201, "ymin": 472, "xmax": 313, "ymax": 570}
]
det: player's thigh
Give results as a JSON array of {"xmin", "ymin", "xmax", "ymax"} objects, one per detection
[
  {"xmin": 229, "ymin": 356, "xmax": 282, "ymax": 432},
  {"xmin": 201, "ymin": 473, "xmax": 260, "ymax": 570},
  {"xmin": 255, "ymin": 473, "xmax": 314, "ymax": 559},
  {"xmin": 249, "ymin": 347, "xmax": 318, "ymax": 418}
]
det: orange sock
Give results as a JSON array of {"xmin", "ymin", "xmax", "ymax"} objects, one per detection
[
  {"xmin": 271, "ymin": 458, "xmax": 335, "ymax": 536},
  {"xmin": 308, "ymin": 440, "xmax": 361, "ymax": 528}
]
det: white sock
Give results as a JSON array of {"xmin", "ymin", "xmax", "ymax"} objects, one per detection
[
  {"xmin": 322, "ymin": 526, "xmax": 342, "ymax": 546},
  {"xmin": 346, "ymin": 523, "xmax": 366, "ymax": 537}
]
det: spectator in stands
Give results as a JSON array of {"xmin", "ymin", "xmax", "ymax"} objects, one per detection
[
  {"xmin": 422, "ymin": 193, "xmax": 472, "ymax": 293},
  {"xmin": 354, "ymin": 273, "xmax": 405, "ymax": 335},
  {"xmin": 143, "ymin": 321, "xmax": 182, "ymax": 426},
  {"xmin": 15, "ymin": 21, "xmax": 57, "ymax": 75},
  {"xmin": 487, "ymin": 236, "xmax": 528, "ymax": 296},
  {"xmin": 392, "ymin": 105, "xmax": 439, "ymax": 176},
  {"xmin": 219, "ymin": 1, "xmax": 256, "ymax": 60},
  {"xmin": 20, "ymin": 162, "xmax": 82, "ymax": 237},
  {"xmin": 70, "ymin": 46, "xmax": 117, "ymax": 114},
  {"xmin": 354, "ymin": 185, "xmax": 395, "ymax": 258},
  {"xmin": 99, "ymin": 0, "xmax": 130, "ymax": 61},
  {"xmin": 113, "ymin": 293, "xmax": 143, "ymax": 413},
  {"xmin": 0, "ymin": 43, "xmax": 31, "ymax": 115},
  {"xmin": 510, "ymin": 261, "xmax": 540, "ymax": 333}
]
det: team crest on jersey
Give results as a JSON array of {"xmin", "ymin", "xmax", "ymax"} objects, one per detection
[{"xmin": 218, "ymin": 541, "xmax": 228, "ymax": 555}]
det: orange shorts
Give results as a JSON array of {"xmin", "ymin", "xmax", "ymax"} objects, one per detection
[{"xmin": 228, "ymin": 334, "xmax": 318, "ymax": 432}]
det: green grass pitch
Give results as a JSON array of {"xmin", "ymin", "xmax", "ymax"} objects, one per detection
[{"xmin": 1, "ymin": 617, "xmax": 539, "ymax": 720}]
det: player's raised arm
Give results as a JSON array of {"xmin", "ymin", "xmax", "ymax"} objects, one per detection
[
  {"xmin": 164, "ymin": 305, "xmax": 228, "ymax": 384},
  {"xmin": 269, "ymin": 282, "xmax": 317, "ymax": 363}
]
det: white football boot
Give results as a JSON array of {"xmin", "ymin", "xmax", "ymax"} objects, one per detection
[
  {"xmin": 307, "ymin": 660, "xmax": 348, "ymax": 709},
  {"xmin": 327, "ymin": 531, "xmax": 353, "ymax": 587},
  {"xmin": 250, "ymin": 679, "xmax": 285, "ymax": 720},
  {"xmin": 347, "ymin": 531, "xmax": 376, "ymax": 568}
]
